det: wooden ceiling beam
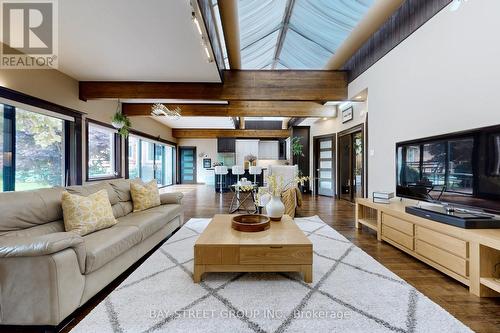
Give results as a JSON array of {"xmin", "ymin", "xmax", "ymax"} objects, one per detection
[
  {"xmin": 217, "ymin": 0, "xmax": 241, "ymax": 69},
  {"xmin": 122, "ymin": 101, "xmax": 336, "ymax": 118},
  {"xmin": 79, "ymin": 70, "xmax": 347, "ymax": 101},
  {"xmin": 172, "ymin": 129, "xmax": 290, "ymax": 139}
]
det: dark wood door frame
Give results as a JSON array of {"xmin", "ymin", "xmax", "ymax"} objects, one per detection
[
  {"xmin": 178, "ymin": 146, "xmax": 197, "ymax": 184},
  {"xmin": 338, "ymin": 123, "xmax": 366, "ymax": 200},
  {"xmin": 313, "ymin": 133, "xmax": 337, "ymax": 197}
]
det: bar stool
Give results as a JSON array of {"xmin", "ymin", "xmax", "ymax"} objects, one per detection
[
  {"xmin": 232, "ymin": 165, "xmax": 245, "ymax": 184},
  {"xmin": 249, "ymin": 166, "xmax": 262, "ymax": 185},
  {"xmin": 214, "ymin": 166, "xmax": 228, "ymax": 194}
]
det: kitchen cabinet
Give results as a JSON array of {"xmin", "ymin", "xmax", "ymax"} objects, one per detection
[
  {"xmin": 258, "ymin": 140, "xmax": 279, "ymax": 160},
  {"xmin": 217, "ymin": 138, "xmax": 235, "ymax": 153}
]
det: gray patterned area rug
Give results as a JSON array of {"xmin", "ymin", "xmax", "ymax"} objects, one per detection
[{"xmin": 71, "ymin": 216, "xmax": 472, "ymax": 333}]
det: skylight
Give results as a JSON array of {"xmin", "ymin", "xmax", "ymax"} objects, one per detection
[{"xmin": 237, "ymin": 0, "xmax": 375, "ymax": 69}]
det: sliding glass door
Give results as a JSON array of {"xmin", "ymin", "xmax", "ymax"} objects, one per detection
[
  {"xmin": 127, "ymin": 135, "xmax": 174, "ymax": 186},
  {"xmin": 1, "ymin": 103, "xmax": 69, "ymax": 192}
]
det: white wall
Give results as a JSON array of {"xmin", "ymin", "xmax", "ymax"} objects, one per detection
[
  {"xmin": 177, "ymin": 139, "xmax": 217, "ymax": 185},
  {"xmin": 0, "ymin": 69, "xmax": 176, "ymax": 181},
  {"xmin": 349, "ymin": 0, "xmax": 500, "ymax": 196}
]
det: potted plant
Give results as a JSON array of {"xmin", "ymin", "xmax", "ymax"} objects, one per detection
[
  {"xmin": 111, "ymin": 109, "xmax": 132, "ymax": 138},
  {"xmin": 291, "ymin": 136, "xmax": 308, "ymax": 192}
]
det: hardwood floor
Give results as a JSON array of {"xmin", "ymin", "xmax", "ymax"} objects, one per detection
[{"xmin": 8, "ymin": 185, "xmax": 499, "ymax": 333}]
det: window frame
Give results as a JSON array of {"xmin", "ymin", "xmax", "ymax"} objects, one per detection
[
  {"xmin": 0, "ymin": 87, "xmax": 83, "ymax": 191},
  {"xmin": 124, "ymin": 129, "xmax": 176, "ymax": 187},
  {"xmin": 85, "ymin": 119, "xmax": 122, "ymax": 182}
]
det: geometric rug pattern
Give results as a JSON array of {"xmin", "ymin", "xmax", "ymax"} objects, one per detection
[{"xmin": 71, "ymin": 216, "xmax": 472, "ymax": 333}]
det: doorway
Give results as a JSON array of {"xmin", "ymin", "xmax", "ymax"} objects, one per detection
[
  {"xmin": 313, "ymin": 134, "xmax": 336, "ymax": 197},
  {"xmin": 179, "ymin": 147, "xmax": 196, "ymax": 184},
  {"xmin": 338, "ymin": 125, "xmax": 364, "ymax": 202}
]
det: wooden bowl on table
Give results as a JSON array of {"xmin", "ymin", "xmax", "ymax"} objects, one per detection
[{"xmin": 231, "ymin": 214, "xmax": 270, "ymax": 232}]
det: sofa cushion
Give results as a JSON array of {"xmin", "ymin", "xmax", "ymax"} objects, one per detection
[
  {"xmin": 116, "ymin": 204, "xmax": 182, "ymax": 240},
  {"xmin": 111, "ymin": 201, "xmax": 134, "ymax": 219},
  {"xmin": 83, "ymin": 226, "xmax": 142, "ymax": 274},
  {"xmin": 130, "ymin": 180, "xmax": 161, "ymax": 212},
  {"xmin": 62, "ymin": 190, "xmax": 117, "ymax": 236},
  {"xmin": 0, "ymin": 187, "xmax": 64, "ymax": 234},
  {"xmin": 109, "ymin": 178, "xmax": 141, "ymax": 202},
  {"xmin": 0, "ymin": 220, "xmax": 64, "ymax": 238},
  {"xmin": 67, "ymin": 182, "xmax": 119, "ymax": 206}
]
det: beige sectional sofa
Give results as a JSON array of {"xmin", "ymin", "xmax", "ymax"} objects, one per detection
[{"xmin": 0, "ymin": 179, "xmax": 184, "ymax": 327}]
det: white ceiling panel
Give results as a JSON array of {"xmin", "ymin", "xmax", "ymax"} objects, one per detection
[{"xmin": 59, "ymin": 0, "xmax": 221, "ymax": 82}]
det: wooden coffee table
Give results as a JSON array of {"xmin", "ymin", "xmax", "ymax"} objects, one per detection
[{"xmin": 193, "ymin": 214, "xmax": 313, "ymax": 283}]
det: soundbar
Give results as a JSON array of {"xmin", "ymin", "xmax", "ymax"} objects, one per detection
[{"xmin": 405, "ymin": 205, "xmax": 500, "ymax": 229}]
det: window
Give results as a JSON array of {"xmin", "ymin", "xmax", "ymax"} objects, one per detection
[
  {"xmin": 1, "ymin": 101, "xmax": 76, "ymax": 192},
  {"xmin": 86, "ymin": 121, "xmax": 120, "ymax": 180},
  {"xmin": 126, "ymin": 134, "xmax": 174, "ymax": 186}
]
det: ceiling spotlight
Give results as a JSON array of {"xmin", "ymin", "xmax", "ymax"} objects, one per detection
[{"xmin": 151, "ymin": 103, "xmax": 181, "ymax": 120}]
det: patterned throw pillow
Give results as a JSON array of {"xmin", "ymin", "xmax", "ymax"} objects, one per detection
[
  {"xmin": 61, "ymin": 189, "xmax": 117, "ymax": 236},
  {"xmin": 130, "ymin": 179, "xmax": 161, "ymax": 212}
]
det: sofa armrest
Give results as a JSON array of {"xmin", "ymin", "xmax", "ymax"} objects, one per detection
[
  {"xmin": 160, "ymin": 192, "xmax": 183, "ymax": 205},
  {"xmin": 0, "ymin": 232, "xmax": 86, "ymax": 273}
]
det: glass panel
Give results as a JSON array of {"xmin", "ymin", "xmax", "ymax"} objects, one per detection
[
  {"xmin": 423, "ymin": 142, "xmax": 446, "ymax": 187},
  {"xmin": 154, "ymin": 144, "xmax": 164, "ymax": 186},
  {"xmin": 164, "ymin": 146, "xmax": 173, "ymax": 186},
  {"xmin": 447, "ymin": 138, "xmax": 474, "ymax": 194},
  {"xmin": 141, "ymin": 140, "xmax": 154, "ymax": 182},
  {"xmin": 15, "ymin": 108, "xmax": 64, "ymax": 190},
  {"xmin": 320, "ymin": 150, "xmax": 331, "ymax": 159},
  {"xmin": 319, "ymin": 140, "xmax": 331, "ymax": 149},
  {"xmin": 88, "ymin": 124, "xmax": 114, "ymax": 179},
  {"xmin": 0, "ymin": 105, "xmax": 4, "ymax": 192},
  {"xmin": 398, "ymin": 145, "xmax": 421, "ymax": 186},
  {"xmin": 320, "ymin": 181, "xmax": 332, "ymax": 189},
  {"xmin": 320, "ymin": 160, "xmax": 332, "ymax": 169},
  {"xmin": 128, "ymin": 136, "xmax": 140, "ymax": 180},
  {"xmin": 353, "ymin": 132, "xmax": 363, "ymax": 198},
  {"xmin": 320, "ymin": 171, "xmax": 332, "ymax": 179},
  {"xmin": 184, "ymin": 175, "xmax": 193, "ymax": 181}
]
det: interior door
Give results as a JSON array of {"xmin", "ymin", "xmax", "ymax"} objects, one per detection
[
  {"xmin": 338, "ymin": 128, "xmax": 364, "ymax": 202},
  {"xmin": 316, "ymin": 136, "xmax": 335, "ymax": 196},
  {"xmin": 179, "ymin": 147, "xmax": 196, "ymax": 184},
  {"xmin": 339, "ymin": 134, "xmax": 352, "ymax": 201}
]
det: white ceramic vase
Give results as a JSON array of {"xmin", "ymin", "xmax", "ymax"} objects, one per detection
[{"xmin": 266, "ymin": 195, "xmax": 285, "ymax": 221}]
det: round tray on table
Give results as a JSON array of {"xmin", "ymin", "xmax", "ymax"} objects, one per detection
[{"xmin": 231, "ymin": 214, "xmax": 270, "ymax": 232}]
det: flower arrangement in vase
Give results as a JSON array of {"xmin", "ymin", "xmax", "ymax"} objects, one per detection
[
  {"xmin": 257, "ymin": 174, "xmax": 308, "ymax": 221},
  {"xmin": 245, "ymin": 154, "xmax": 257, "ymax": 166}
]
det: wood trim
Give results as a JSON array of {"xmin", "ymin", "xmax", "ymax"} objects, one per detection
[
  {"xmin": 0, "ymin": 86, "xmax": 85, "ymax": 118},
  {"xmin": 128, "ymin": 128, "xmax": 177, "ymax": 147},
  {"xmin": 79, "ymin": 70, "xmax": 348, "ymax": 101},
  {"xmin": 123, "ymin": 101, "xmax": 337, "ymax": 118},
  {"xmin": 343, "ymin": 0, "xmax": 451, "ymax": 82},
  {"xmin": 172, "ymin": 129, "xmax": 290, "ymax": 139}
]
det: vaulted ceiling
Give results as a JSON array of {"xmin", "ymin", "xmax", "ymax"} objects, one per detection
[{"xmin": 237, "ymin": 0, "xmax": 375, "ymax": 69}]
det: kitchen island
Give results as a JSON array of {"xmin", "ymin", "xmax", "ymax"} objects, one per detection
[{"xmin": 208, "ymin": 167, "xmax": 266, "ymax": 192}]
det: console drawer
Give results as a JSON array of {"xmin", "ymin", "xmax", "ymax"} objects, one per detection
[
  {"xmin": 382, "ymin": 213, "xmax": 414, "ymax": 236},
  {"xmin": 239, "ymin": 246, "xmax": 312, "ymax": 265},
  {"xmin": 416, "ymin": 226, "xmax": 468, "ymax": 258},
  {"xmin": 415, "ymin": 240, "xmax": 468, "ymax": 277},
  {"xmin": 382, "ymin": 225, "xmax": 414, "ymax": 251}
]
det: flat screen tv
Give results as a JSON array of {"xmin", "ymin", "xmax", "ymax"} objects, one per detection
[{"xmin": 396, "ymin": 124, "xmax": 500, "ymax": 214}]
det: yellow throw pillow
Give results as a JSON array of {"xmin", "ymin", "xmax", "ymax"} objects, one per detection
[
  {"xmin": 130, "ymin": 180, "xmax": 161, "ymax": 212},
  {"xmin": 62, "ymin": 189, "xmax": 117, "ymax": 236}
]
